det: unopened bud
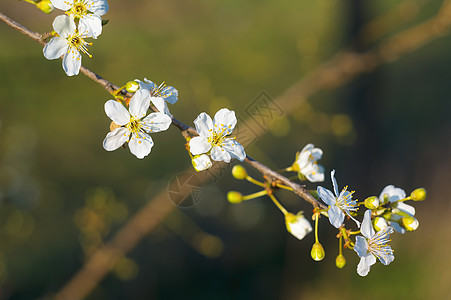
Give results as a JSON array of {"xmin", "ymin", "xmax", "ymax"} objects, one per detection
[
  {"xmin": 227, "ymin": 191, "xmax": 243, "ymax": 204},
  {"xmin": 335, "ymin": 254, "xmax": 346, "ymax": 269},
  {"xmin": 311, "ymin": 242, "xmax": 325, "ymax": 261},
  {"xmin": 411, "ymin": 188, "xmax": 426, "ymax": 201},
  {"xmin": 36, "ymin": 0, "xmax": 54, "ymax": 13},
  {"xmin": 364, "ymin": 196, "xmax": 380, "ymax": 210},
  {"xmin": 232, "ymin": 165, "xmax": 247, "ymax": 180},
  {"xmin": 125, "ymin": 81, "xmax": 139, "ymax": 93},
  {"xmin": 382, "ymin": 211, "xmax": 392, "ymax": 220},
  {"xmin": 402, "ymin": 216, "xmax": 419, "ymax": 231},
  {"xmin": 373, "ymin": 217, "xmax": 388, "ymax": 231},
  {"xmin": 192, "ymin": 154, "xmax": 212, "ymax": 172}
]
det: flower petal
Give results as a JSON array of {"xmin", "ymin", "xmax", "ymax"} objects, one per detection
[
  {"xmin": 395, "ymin": 202, "xmax": 415, "ymax": 216},
  {"xmin": 213, "ymin": 108, "xmax": 237, "ymax": 135},
  {"xmin": 221, "ymin": 139, "xmax": 246, "ymax": 161},
  {"xmin": 331, "ymin": 169, "xmax": 339, "ymax": 197},
  {"xmin": 162, "ymin": 86, "xmax": 178, "ymax": 104},
  {"xmin": 43, "ymin": 37, "xmax": 68, "ymax": 60},
  {"xmin": 129, "ymin": 89, "xmax": 151, "ymax": 119},
  {"xmin": 193, "ymin": 112, "xmax": 213, "ymax": 137},
  {"xmin": 286, "ymin": 213, "xmax": 312, "ymax": 240},
  {"xmin": 309, "ymin": 147, "xmax": 323, "ymax": 160},
  {"xmin": 128, "ymin": 132, "xmax": 154, "ymax": 159},
  {"xmin": 317, "ymin": 186, "xmax": 336, "ymax": 206},
  {"xmin": 306, "ymin": 171, "xmax": 325, "ymax": 183},
  {"xmin": 141, "ymin": 112, "xmax": 172, "ymax": 133},
  {"xmin": 390, "ymin": 221, "xmax": 406, "ymax": 234},
  {"xmin": 328, "ymin": 205, "xmax": 345, "ymax": 228},
  {"xmin": 379, "ymin": 185, "xmax": 406, "ymax": 203},
  {"xmin": 211, "ymin": 146, "xmax": 231, "ymax": 163},
  {"xmin": 361, "ymin": 210, "xmax": 375, "ymax": 239},
  {"xmin": 62, "ymin": 50, "xmax": 82, "ymax": 76},
  {"xmin": 104, "ymin": 100, "xmax": 130, "ymax": 126},
  {"xmin": 354, "ymin": 236, "xmax": 368, "ymax": 257},
  {"xmin": 357, "ymin": 253, "xmax": 377, "ymax": 277},
  {"xmin": 136, "ymin": 78, "xmax": 156, "ymax": 91},
  {"xmin": 52, "ymin": 15, "xmax": 75, "ymax": 38},
  {"xmin": 50, "ymin": 0, "xmax": 72, "ymax": 12},
  {"xmin": 79, "ymin": 14, "xmax": 102, "ymax": 38},
  {"xmin": 103, "ymin": 127, "xmax": 130, "ymax": 151},
  {"xmin": 189, "ymin": 136, "xmax": 211, "ymax": 155},
  {"xmin": 86, "ymin": 0, "xmax": 109, "ymax": 16},
  {"xmin": 150, "ymin": 96, "xmax": 172, "ymax": 118}
]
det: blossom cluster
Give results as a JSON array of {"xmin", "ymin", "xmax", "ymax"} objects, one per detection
[
  {"xmin": 43, "ymin": 0, "xmax": 109, "ymax": 76},
  {"xmin": 228, "ymin": 146, "xmax": 426, "ymax": 277},
  {"xmin": 32, "ymin": 0, "xmax": 427, "ymax": 280}
]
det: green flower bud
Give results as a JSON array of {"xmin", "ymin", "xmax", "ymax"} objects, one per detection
[
  {"xmin": 311, "ymin": 242, "xmax": 325, "ymax": 261},
  {"xmin": 364, "ymin": 196, "xmax": 380, "ymax": 210},
  {"xmin": 125, "ymin": 81, "xmax": 139, "ymax": 93},
  {"xmin": 335, "ymin": 254, "xmax": 346, "ymax": 269},
  {"xmin": 232, "ymin": 165, "xmax": 247, "ymax": 180},
  {"xmin": 410, "ymin": 188, "xmax": 426, "ymax": 201},
  {"xmin": 227, "ymin": 191, "xmax": 243, "ymax": 204},
  {"xmin": 402, "ymin": 216, "xmax": 419, "ymax": 231},
  {"xmin": 36, "ymin": 0, "xmax": 54, "ymax": 14},
  {"xmin": 373, "ymin": 216, "xmax": 388, "ymax": 231}
]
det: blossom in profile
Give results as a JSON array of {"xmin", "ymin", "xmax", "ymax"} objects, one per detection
[
  {"xmin": 189, "ymin": 108, "xmax": 246, "ymax": 164},
  {"xmin": 379, "ymin": 185, "xmax": 415, "ymax": 233},
  {"xmin": 292, "ymin": 143, "xmax": 325, "ymax": 182},
  {"xmin": 43, "ymin": 15, "xmax": 93, "ymax": 76},
  {"xmin": 51, "ymin": 0, "xmax": 109, "ymax": 38},
  {"xmin": 354, "ymin": 210, "xmax": 395, "ymax": 276},
  {"xmin": 317, "ymin": 170, "xmax": 360, "ymax": 228},
  {"xmin": 285, "ymin": 211, "xmax": 312, "ymax": 240},
  {"xmin": 103, "ymin": 89, "xmax": 172, "ymax": 159},
  {"xmin": 136, "ymin": 78, "xmax": 178, "ymax": 117}
]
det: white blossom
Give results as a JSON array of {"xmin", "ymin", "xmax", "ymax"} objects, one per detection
[
  {"xmin": 354, "ymin": 210, "xmax": 394, "ymax": 276},
  {"xmin": 102, "ymin": 89, "xmax": 172, "ymax": 159},
  {"xmin": 51, "ymin": 0, "xmax": 109, "ymax": 38},
  {"xmin": 317, "ymin": 170, "xmax": 360, "ymax": 228},
  {"xmin": 293, "ymin": 143, "xmax": 325, "ymax": 182},
  {"xmin": 189, "ymin": 108, "xmax": 246, "ymax": 164},
  {"xmin": 43, "ymin": 15, "xmax": 93, "ymax": 76}
]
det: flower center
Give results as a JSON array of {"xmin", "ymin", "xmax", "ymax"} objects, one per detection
[
  {"xmin": 68, "ymin": 33, "xmax": 92, "ymax": 58},
  {"xmin": 208, "ymin": 131, "xmax": 224, "ymax": 146},
  {"xmin": 335, "ymin": 186, "xmax": 358, "ymax": 211},
  {"xmin": 67, "ymin": 0, "xmax": 92, "ymax": 19},
  {"xmin": 367, "ymin": 228, "xmax": 393, "ymax": 261},
  {"xmin": 151, "ymin": 81, "xmax": 173, "ymax": 98},
  {"xmin": 126, "ymin": 117, "xmax": 142, "ymax": 134}
]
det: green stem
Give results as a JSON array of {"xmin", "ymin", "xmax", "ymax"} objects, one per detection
[
  {"xmin": 245, "ymin": 176, "xmax": 265, "ymax": 187},
  {"xmin": 275, "ymin": 183, "xmax": 293, "ymax": 191},
  {"xmin": 242, "ymin": 190, "xmax": 268, "ymax": 201},
  {"xmin": 314, "ymin": 213, "xmax": 320, "ymax": 243},
  {"xmin": 268, "ymin": 194, "xmax": 288, "ymax": 215}
]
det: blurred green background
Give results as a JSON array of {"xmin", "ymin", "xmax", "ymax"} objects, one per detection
[{"xmin": 0, "ymin": 0, "xmax": 450, "ymax": 299}]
